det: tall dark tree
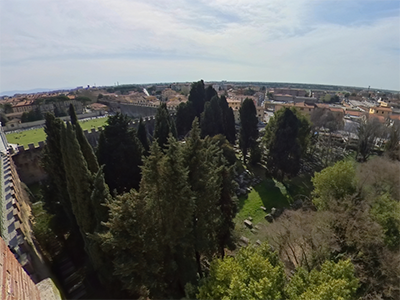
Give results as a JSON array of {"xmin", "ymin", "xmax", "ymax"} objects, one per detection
[
  {"xmin": 137, "ymin": 117, "xmax": 149, "ymax": 155},
  {"xmin": 154, "ymin": 103, "xmax": 177, "ymax": 148},
  {"xmin": 68, "ymin": 103, "xmax": 78, "ymax": 125},
  {"xmin": 41, "ymin": 113, "xmax": 76, "ymax": 232},
  {"xmin": 264, "ymin": 107, "xmax": 311, "ymax": 180},
  {"xmin": 200, "ymin": 95, "xmax": 223, "ymax": 138},
  {"xmin": 205, "ymin": 85, "xmax": 218, "ymax": 103},
  {"xmin": 188, "ymin": 80, "xmax": 206, "ymax": 118},
  {"xmin": 175, "ymin": 101, "xmax": 196, "ymax": 137},
  {"xmin": 60, "ymin": 121, "xmax": 112, "ymax": 283},
  {"xmin": 385, "ymin": 121, "xmax": 400, "ymax": 161},
  {"xmin": 219, "ymin": 95, "xmax": 236, "ymax": 144},
  {"xmin": 239, "ymin": 98, "xmax": 259, "ymax": 163},
  {"xmin": 69, "ymin": 104, "xmax": 99, "ymax": 173},
  {"xmin": 184, "ymin": 120, "xmax": 223, "ymax": 277},
  {"xmin": 96, "ymin": 113, "xmax": 143, "ymax": 194}
]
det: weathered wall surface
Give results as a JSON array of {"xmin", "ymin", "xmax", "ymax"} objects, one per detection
[
  {"xmin": 12, "ymin": 144, "xmax": 46, "ymax": 185},
  {"xmin": 0, "ymin": 237, "xmax": 42, "ymax": 300}
]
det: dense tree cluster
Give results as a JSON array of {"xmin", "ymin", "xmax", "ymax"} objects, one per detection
[
  {"xmin": 99, "ymin": 119, "xmax": 238, "ymax": 298},
  {"xmin": 176, "ymin": 80, "xmax": 235, "ymax": 141},
  {"xmin": 37, "ymin": 80, "xmax": 400, "ymax": 299},
  {"xmin": 201, "ymin": 95, "xmax": 236, "ymax": 143},
  {"xmin": 197, "ymin": 243, "xmax": 358, "ymax": 300}
]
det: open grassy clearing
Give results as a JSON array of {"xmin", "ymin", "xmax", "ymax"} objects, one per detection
[
  {"xmin": 6, "ymin": 117, "xmax": 108, "ymax": 147},
  {"xmin": 234, "ymin": 173, "xmax": 313, "ymax": 243}
]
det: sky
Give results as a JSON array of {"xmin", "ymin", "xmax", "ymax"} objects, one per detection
[{"xmin": 0, "ymin": 0, "xmax": 399, "ymax": 94}]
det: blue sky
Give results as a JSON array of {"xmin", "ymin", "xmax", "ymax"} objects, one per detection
[{"xmin": 0, "ymin": 0, "xmax": 399, "ymax": 94}]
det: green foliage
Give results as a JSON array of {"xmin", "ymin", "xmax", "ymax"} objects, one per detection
[
  {"xmin": 100, "ymin": 123, "xmax": 238, "ymax": 297},
  {"xmin": 197, "ymin": 243, "xmax": 285, "ymax": 300},
  {"xmin": 285, "ymin": 259, "xmax": 358, "ymax": 300},
  {"xmin": 101, "ymin": 137, "xmax": 196, "ymax": 298},
  {"xmin": 219, "ymin": 95, "xmax": 236, "ymax": 144},
  {"xmin": 239, "ymin": 98, "xmax": 259, "ymax": 163},
  {"xmin": 175, "ymin": 101, "xmax": 196, "ymax": 137},
  {"xmin": 136, "ymin": 117, "xmax": 149, "ymax": 154},
  {"xmin": 31, "ymin": 201, "xmax": 57, "ymax": 258},
  {"xmin": 0, "ymin": 112, "xmax": 8, "ymax": 126},
  {"xmin": 264, "ymin": 108, "xmax": 311, "ymax": 180},
  {"xmin": 205, "ymin": 85, "xmax": 218, "ymax": 102},
  {"xmin": 154, "ymin": 103, "xmax": 177, "ymax": 148},
  {"xmin": 201, "ymin": 95, "xmax": 223, "ymax": 138},
  {"xmin": 189, "ymin": 80, "xmax": 206, "ymax": 118},
  {"xmin": 21, "ymin": 107, "xmax": 43, "ymax": 123},
  {"xmin": 211, "ymin": 134, "xmax": 237, "ymax": 166},
  {"xmin": 384, "ymin": 121, "xmax": 400, "ymax": 160},
  {"xmin": 370, "ymin": 194, "xmax": 400, "ymax": 249},
  {"xmin": 69, "ymin": 104, "xmax": 99, "ymax": 174},
  {"xmin": 96, "ymin": 113, "xmax": 143, "ymax": 194},
  {"xmin": 42, "ymin": 113, "xmax": 76, "ymax": 230},
  {"xmin": 243, "ymin": 88, "xmax": 256, "ymax": 96},
  {"xmin": 312, "ymin": 160, "xmax": 357, "ymax": 209},
  {"xmin": 198, "ymin": 243, "xmax": 358, "ymax": 300},
  {"xmin": 2, "ymin": 102, "xmax": 13, "ymax": 114}
]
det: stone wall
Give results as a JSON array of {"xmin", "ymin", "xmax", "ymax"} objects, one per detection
[{"xmin": 11, "ymin": 115, "xmax": 161, "ymax": 184}]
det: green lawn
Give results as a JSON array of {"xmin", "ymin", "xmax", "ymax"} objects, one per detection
[
  {"xmin": 6, "ymin": 117, "xmax": 108, "ymax": 148},
  {"xmin": 234, "ymin": 175, "xmax": 313, "ymax": 242},
  {"xmin": 236, "ymin": 179, "xmax": 290, "ymax": 224}
]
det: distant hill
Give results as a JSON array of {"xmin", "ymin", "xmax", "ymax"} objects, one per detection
[{"xmin": 0, "ymin": 87, "xmax": 74, "ymax": 97}]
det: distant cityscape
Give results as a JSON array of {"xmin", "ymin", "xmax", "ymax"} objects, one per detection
[{"xmin": 1, "ymin": 81, "xmax": 399, "ymax": 132}]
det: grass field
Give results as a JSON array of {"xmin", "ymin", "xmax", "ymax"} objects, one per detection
[
  {"xmin": 234, "ymin": 174, "xmax": 313, "ymax": 243},
  {"xmin": 5, "ymin": 117, "xmax": 108, "ymax": 148}
]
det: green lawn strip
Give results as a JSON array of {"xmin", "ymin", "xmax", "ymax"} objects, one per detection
[
  {"xmin": 6, "ymin": 128, "xmax": 47, "ymax": 147},
  {"xmin": 6, "ymin": 117, "xmax": 108, "ymax": 148},
  {"xmin": 79, "ymin": 117, "xmax": 108, "ymax": 131}
]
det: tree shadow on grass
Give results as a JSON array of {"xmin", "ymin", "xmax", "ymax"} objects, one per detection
[
  {"xmin": 255, "ymin": 178, "xmax": 291, "ymax": 211},
  {"xmin": 236, "ymin": 178, "xmax": 290, "ymax": 213}
]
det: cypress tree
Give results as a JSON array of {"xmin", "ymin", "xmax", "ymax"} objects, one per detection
[
  {"xmin": 137, "ymin": 117, "xmax": 149, "ymax": 154},
  {"xmin": 96, "ymin": 113, "xmax": 143, "ymax": 194},
  {"xmin": 69, "ymin": 104, "xmax": 99, "ymax": 173},
  {"xmin": 215, "ymin": 161, "xmax": 237, "ymax": 257},
  {"xmin": 188, "ymin": 80, "xmax": 206, "ymax": 119},
  {"xmin": 61, "ymin": 121, "xmax": 112, "ymax": 280},
  {"xmin": 68, "ymin": 103, "xmax": 78, "ymax": 125},
  {"xmin": 140, "ymin": 136, "xmax": 195, "ymax": 297},
  {"xmin": 205, "ymin": 85, "xmax": 217, "ymax": 103},
  {"xmin": 61, "ymin": 122, "xmax": 96, "ymax": 236},
  {"xmin": 219, "ymin": 95, "xmax": 236, "ymax": 144},
  {"xmin": 176, "ymin": 101, "xmax": 196, "ymax": 137},
  {"xmin": 264, "ymin": 107, "xmax": 310, "ymax": 180},
  {"xmin": 41, "ymin": 113, "xmax": 77, "ymax": 233},
  {"xmin": 239, "ymin": 98, "xmax": 259, "ymax": 163},
  {"xmin": 183, "ymin": 119, "xmax": 223, "ymax": 277},
  {"xmin": 154, "ymin": 103, "xmax": 176, "ymax": 148},
  {"xmin": 200, "ymin": 95, "xmax": 223, "ymax": 138}
]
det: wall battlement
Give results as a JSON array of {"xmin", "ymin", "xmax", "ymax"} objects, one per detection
[{"xmin": 11, "ymin": 113, "xmax": 172, "ymax": 184}]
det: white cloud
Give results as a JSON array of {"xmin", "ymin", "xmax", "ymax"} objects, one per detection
[{"xmin": 0, "ymin": 0, "xmax": 399, "ymax": 92}]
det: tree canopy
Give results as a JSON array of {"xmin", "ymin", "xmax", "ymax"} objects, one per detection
[
  {"xmin": 264, "ymin": 107, "xmax": 311, "ymax": 180},
  {"xmin": 96, "ymin": 113, "xmax": 143, "ymax": 194},
  {"xmin": 239, "ymin": 98, "xmax": 259, "ymax": 163}
]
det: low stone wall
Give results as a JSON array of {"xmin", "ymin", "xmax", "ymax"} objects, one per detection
[
  {"xmin": 11, "ymin": 114, "xmax": 162, "ymax": 184},
  {"xmin": 4, "ymin": 111, "xmax": 103, "ymax": 132}
]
